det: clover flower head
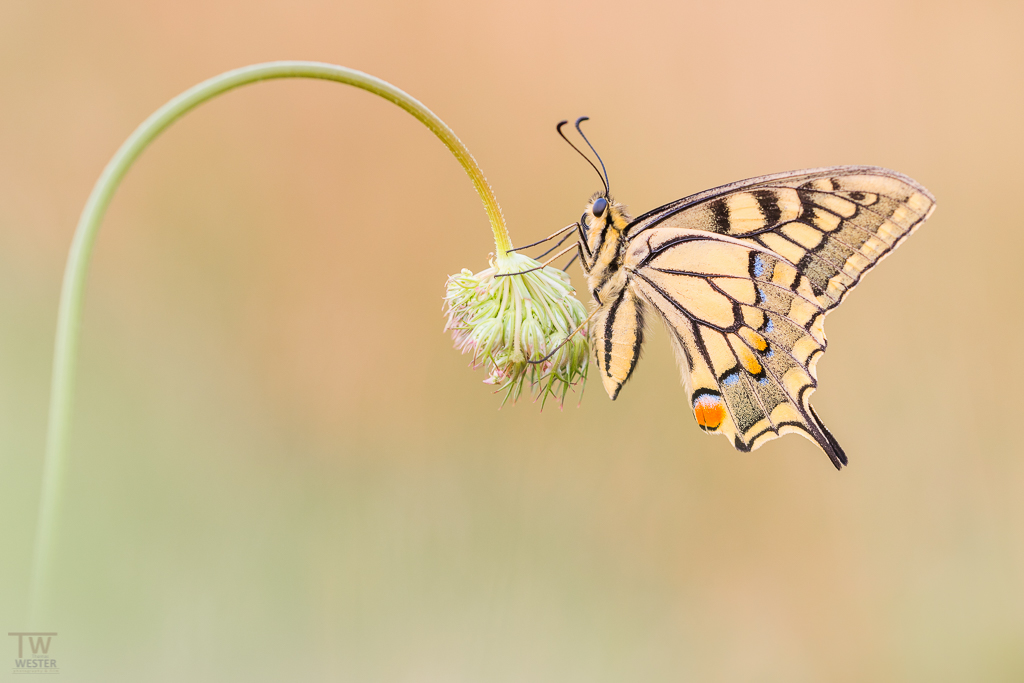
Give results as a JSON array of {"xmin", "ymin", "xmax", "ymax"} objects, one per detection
[{"xmin": 444, "ymin": 252, "xmax": 589, "ymax": 406}]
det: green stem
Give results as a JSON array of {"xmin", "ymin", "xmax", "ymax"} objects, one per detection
[{"xmin": 28, "ymin": 61, "xmax": 510, "ymax": 625}]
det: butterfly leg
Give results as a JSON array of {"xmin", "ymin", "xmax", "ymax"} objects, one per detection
[
  {"xmin": 534, "ymin": 229, "xmax": 576, "ymax": 259},
  {"xmin": 505, "ymin": 222, "xmax": 579, "ymax": 254},
  {"xmin": 576, "ymin": 221, "xmax": 592, "ymax": 261},
  {"xmin": 494, "ymin": 243, "xmax": 579, "ymax": 277},
  {"xmin": 575, "ymin": 240, "xmax": 591, "ymax": 274}
]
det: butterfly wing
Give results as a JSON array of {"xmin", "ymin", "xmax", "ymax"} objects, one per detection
[
  {"xmin": 627, "ymin": 231, "xmax": 843, "ymax": 467},
  {"xmin": 627, "ymin": 166, "xmax": 936, "ymax": 310},
  {"xmin": 623, "ymin": 167, "xmax": 935, "ymax": 468}
]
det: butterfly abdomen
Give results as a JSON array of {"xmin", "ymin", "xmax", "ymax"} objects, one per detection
[{"xmin": 591, "ymin": 288, "xmax": 646, "ymax": 400}]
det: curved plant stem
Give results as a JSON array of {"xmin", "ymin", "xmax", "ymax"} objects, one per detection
[{"xmin": 28, "ymin": 61, "xmax": 510, "ymax": 625}]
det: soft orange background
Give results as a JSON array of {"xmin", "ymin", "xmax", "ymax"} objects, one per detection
[{"xmin": 1, "ymin": 0, "xmax": 1022, "ymax": 680}]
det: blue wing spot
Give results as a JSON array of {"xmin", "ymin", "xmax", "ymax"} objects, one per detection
[
  {"xmin": 764, "ymin": 318, "xmax": 774, "ymax": 333},
  {"xmin": 722, "ymin": 371, "xmax": 740, "ymax": 387},
  {"xmin": 753, "ymin": 254, "xmax": 766, "ymax": 277}
]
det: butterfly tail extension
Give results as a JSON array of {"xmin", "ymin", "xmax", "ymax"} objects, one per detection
[{"xmin": 807, "ymin": 404, "xmax": 847, "ymax": 470}]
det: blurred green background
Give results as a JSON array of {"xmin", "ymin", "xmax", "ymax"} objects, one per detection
[{"xmin": 1, "ymin": 0, "xmax": 1022, "ymax": 680}]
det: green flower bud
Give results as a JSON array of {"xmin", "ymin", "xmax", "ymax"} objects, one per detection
[{"xmin": 443, "ymin": 252, "xmax": 589, "ymax": 406}]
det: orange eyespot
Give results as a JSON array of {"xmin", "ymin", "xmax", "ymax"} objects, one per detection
[{"xmin": 693, "ymin": 393, "xmax": 725, "ymax": 431}]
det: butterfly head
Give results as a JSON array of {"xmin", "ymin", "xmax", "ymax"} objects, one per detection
[{"xmin": 583, "ymin": 192, "xmax": 631, "ymax": 241}]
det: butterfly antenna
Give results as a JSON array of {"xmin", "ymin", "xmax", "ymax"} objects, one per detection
[
  {"xmin": 557, "ymin": 119, "xmax": 609, "ymax": 195},
  {"xmin": 574, "ymin": 117, "xmax": 610, "ymax": 195}
]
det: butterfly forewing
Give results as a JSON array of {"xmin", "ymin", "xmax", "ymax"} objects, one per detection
[{"xmin": 626, "ymin": 167, "xmax": 936, "ymax": 312}]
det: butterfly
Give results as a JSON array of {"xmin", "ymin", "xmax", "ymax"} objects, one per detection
[{"xmin": 533, "ymin": 118, "xmax": 935, "ymax": 469}]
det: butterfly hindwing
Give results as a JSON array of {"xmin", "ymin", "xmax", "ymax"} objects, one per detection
[{"xmin": 625, "ymin": 228, "xmax": 845, "ymax": 467}]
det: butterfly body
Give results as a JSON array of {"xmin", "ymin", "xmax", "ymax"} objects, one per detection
[{"xmin": 572, "ymin": 166, "xmax": 935, "ymax": 470}]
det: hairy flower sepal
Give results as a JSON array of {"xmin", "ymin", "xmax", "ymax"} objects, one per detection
[{"xmin": 444, "ymin": 253, "xmax": 589, "ymax": 406}]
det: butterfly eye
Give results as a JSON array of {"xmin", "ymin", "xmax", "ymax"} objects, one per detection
[{"xmin": 592, "ymin": 197, "xmax": 608, "ymax": 217}]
